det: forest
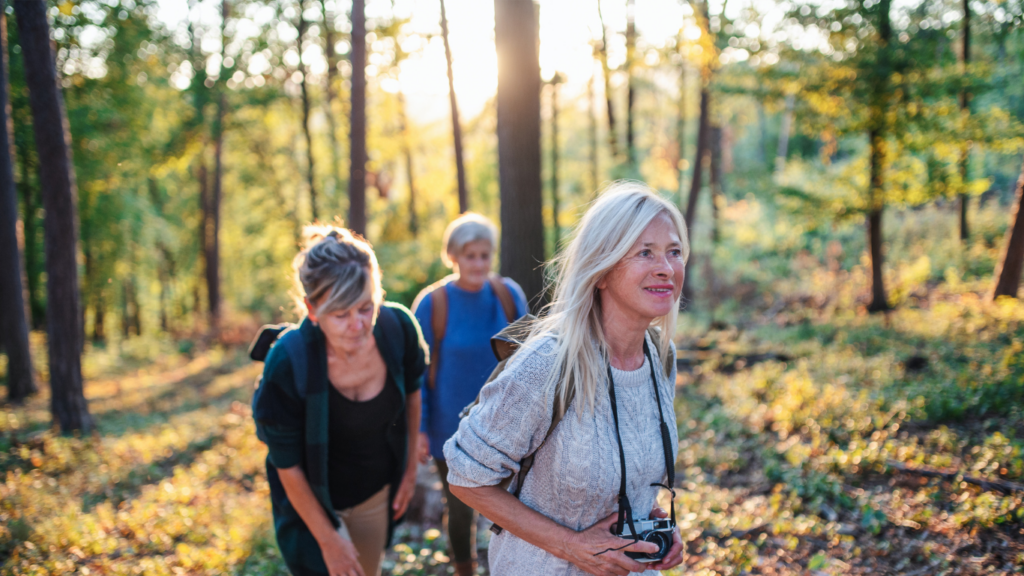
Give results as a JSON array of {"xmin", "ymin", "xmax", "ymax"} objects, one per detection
[{"xmin": 1, "ymin": 0, "xmax": 1024, "ymax": 573}]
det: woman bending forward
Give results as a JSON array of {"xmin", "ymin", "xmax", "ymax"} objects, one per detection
[{"xmin": 444, "ymin": 182, "xmax": 688, "ymax": 576}]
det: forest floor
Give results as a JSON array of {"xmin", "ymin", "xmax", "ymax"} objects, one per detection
[{"xmin": 2, "ymin": 280, "xmax": 1024, "ymax": 575}]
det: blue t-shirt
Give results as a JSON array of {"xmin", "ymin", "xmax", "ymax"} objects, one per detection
[{"xmin": 413, "ymin": 276, "xmax": 528, "ymax": 460}]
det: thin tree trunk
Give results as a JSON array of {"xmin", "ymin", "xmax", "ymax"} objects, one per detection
[
  {"xmin": 625, "ymin": 0, "xmax": 636, "ymax": 167},
  {"xmin": 550, "ymin": 74, "xmax": 561, "ymax": 251},
  {"xmin": 683, "ymin": 87, "xmax": 709, "ymax": 302},
  {"xmin": 398, "ymin": 91, "xmax": 418, "ymax": 237},
  {"xmin": 596, "ymin": 0, "xmax": 619, "ymax": 159},
  {"xmin": 197, "ymin": 157, "xmax": 208, "ymax": 325},
  {"xmin": 775, "ymin": 94, "xmax": 795, "ymax": 176},
  {"xmin": 958, "ymin": 0, "xmax": 971, "ymax": 242},
  {"xmin": 710, "ymin": 125, "xmax": 723, "ymax": 244},
  {"xmin": 676, "ymin": 59, "xmax": 687, "ymax": 205},
  {"xmin": 0, "ymin": 9, "xmax": 34, "ymax": 402},
  {"xmin": 348, "ymin": 0, "xmax": 367, "ymax": 235},
  {"xmin": 991, "ymin": 160, "xmax": 1024, "ymax": 299},
  {"xmin": 440, "ymin": 0, "xmax": 468, "ymax": 213},
  {"xmin": 17, "ymin": 142, "xmax": 42, "ymax": 329},
  {"xmin": 495, "ymin": 0, "xmax": 544, "ymax": 310},
  {"xmin": 206, "ymin": 0, "xmax": 227, "ymax": 330},
  {"xmin": 92, "ymin": 291, "xmax": 105, "ymax": 342},
  {"xmin": 866, "ymin": 0, "xmax": 891, "ymax": 313},
  {"xmin": 298, "ymin": 0, "xmax": 318, "ymax": 220},
  {"xmin": 15, "ymin": 0, "xmax": 91, "ymax": 432},
  {"xmin": 320, "ymin": 0, "xmax": 342, "ymax": 204}
]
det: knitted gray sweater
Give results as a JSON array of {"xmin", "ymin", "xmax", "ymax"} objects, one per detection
[{"xmin": 443, "ymin": 333, "xmax": 678, "ymax": 576}]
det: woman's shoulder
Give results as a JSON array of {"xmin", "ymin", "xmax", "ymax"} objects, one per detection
[{"xmin": 502, "ymin": 333, "xmax": 559, "ymax": 383}]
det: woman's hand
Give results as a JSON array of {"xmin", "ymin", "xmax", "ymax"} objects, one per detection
[
  {"xmin": 319, "ymin": 532, "xmax": 366, "ymax": 576},
  {"xmin": 392, "ymin": 467, "xmax": 418, "ymax": 520},
  {"xmin": 645, "ymin": 506, "xmax": 685, "ymax": 572},
  {"xmin": 417, "ymin": 434, "xmax": 431, "ymax": 464},
  {"xmin": 558, "ymin": 512, "xmax": 660, "ymax": 576}
]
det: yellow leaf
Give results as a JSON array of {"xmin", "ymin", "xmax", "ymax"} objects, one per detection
[{"xmin": 58, "ymin": 1, "xmax": 74, "ymax": 16}]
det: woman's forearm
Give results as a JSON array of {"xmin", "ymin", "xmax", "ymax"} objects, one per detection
[
  {"xmin": 450, "ymin": 484, "xmax": 576, "ymax": 560},
  {"xmin": 404, "ymin": 392, "xmax": 421, "ymax": 475},
  {"xmin": 277, "ymin": 465, "xmax": 340, "ymax": 546}
]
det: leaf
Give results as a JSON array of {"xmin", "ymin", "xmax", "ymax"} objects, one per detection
[{"xmin": 808, "ymin": 551, "xmax": 830, "ymax": 570}]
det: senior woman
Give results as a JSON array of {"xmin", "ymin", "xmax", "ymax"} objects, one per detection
[
  {"xmin": 253, "ymin": 225, "xmax": 428, "ymax": 576},
  {"xmin": 443, "ymin": 182, "xmax": 688, "ymax": 576},
  {"xmin": 411, "ymin": 212, "xmax": 528, "ymax": 575}
]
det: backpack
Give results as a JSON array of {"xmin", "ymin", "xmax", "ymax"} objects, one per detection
[
  {"xmin": 420, "ymin": 274, "xmax": 518, "ymax": 389},
  {"xmin": 248, "ymin": 306, "xmax": 405, "ymax": 402},
  {"xmin": 463, "ymin": 318, "xmax": 674, "ymax": 534}
]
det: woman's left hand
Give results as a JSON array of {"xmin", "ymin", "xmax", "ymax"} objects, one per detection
[
  {"xmin": 392, "ymin": 468, "xmax": 417, "ymax": 520},
  {"xmin": 645, "ymin": 506, "xmax": 685, "ymax": 571}
]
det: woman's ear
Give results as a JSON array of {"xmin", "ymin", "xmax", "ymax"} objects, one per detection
[{"xmin": 304, "ymin": 297, "xmax": 318, "ymax": 324}]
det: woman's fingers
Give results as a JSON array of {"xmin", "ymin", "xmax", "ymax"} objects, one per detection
[
  {"xmin": 649, "ymin": 505, "xmax": 667, "ymax": 519},
  {"xmin": 648, "ymin": 530, "xmax": 685, "ymax": 570}
]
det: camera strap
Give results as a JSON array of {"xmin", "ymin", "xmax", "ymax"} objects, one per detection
[{"xmin": 606, "ymin": 338, "xmax": 677, "ymax": 540}]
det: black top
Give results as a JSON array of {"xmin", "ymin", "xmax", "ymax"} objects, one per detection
[{"xmin": 327, "ymin": 375, "xmax": 404, "ymax": 509}]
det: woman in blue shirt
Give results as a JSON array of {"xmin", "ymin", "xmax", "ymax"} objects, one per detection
[{"xmin": 412, "ymin": 213, "xmax": 527, "ymax": 576}]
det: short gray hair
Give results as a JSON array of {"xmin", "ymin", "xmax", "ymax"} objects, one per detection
[
  {"xmin": 293, "ymin": 224, "xmax": 383, "ymax": 316},
  {"xmin": 441, "ymin": 212, "xmax": 497, "ymax": 268}
]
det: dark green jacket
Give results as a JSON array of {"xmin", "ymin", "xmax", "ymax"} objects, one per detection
[{"xmin": 253, "ymin": 303, "xmax": 427, "ymax": 576}]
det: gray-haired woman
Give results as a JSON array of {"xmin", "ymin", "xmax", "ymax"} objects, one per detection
[{"xmin": 253, "ymin": 225, "xmax": 428, "ymax": 576}]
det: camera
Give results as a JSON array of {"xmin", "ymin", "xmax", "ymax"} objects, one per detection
[{"xmin": 614, "ymin": 517, "xmax": 676, "ymax": 563}]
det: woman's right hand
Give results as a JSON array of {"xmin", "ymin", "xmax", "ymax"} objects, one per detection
[
  {"xmin": 417, "ymin": 434, "xmax": 431, "ymax": 464},
  {"xmin": 319, "ymin": 532, "xmax": 366, "ymax": 576},
  {"xmin": 559, "ymin": 512, "xmax": 659, "ymax": 576}
]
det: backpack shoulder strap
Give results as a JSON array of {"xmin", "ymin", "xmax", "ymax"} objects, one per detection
[
  {"xmin": 278, "ymin": 328, "xmax": 309, "ymax": 400},
  {"xmin": 428, "ymin": 283, "xmax": 448, "ymax": 390},
  {"xmin": 489, "ymin": 275, "xmax": 518, "ymax": 323}
]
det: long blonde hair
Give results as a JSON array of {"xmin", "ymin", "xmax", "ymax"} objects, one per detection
[{"xmin": 526, "ymin": 181, "xmax": 689, "ymax": 415}]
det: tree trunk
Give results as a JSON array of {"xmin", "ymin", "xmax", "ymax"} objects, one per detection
[
  {"xmin": 958, "ymin": 0, "xmax": 971, "ymax": 242},
  {"xmin": 15, "ymin": 0, "xmax": 91, "ymax": 432},
  {"xmin": 682, "ymin": 87, "xmax": 709, "ymax": 302},
  {"xmin": 348, "ymin": 0, "xmax": 367, "ymax": 235},
  {"xmin": 676, "ymin": 59, "xmax": 687, "ymax": 205},
  {"xmin": 440, "ymin": 0, "xmax": 469, "ymax": 213},
  {"xmin": 92, "ymin": 291, "xmax": 105, "ymax": 342},
  {"xmin": 625, "ymin": 0, "xmax": 636, "ymax": 167},
  {"xmin": 17, "ymin": 142, "xmax": 42, "ymax": 329},
  {"xmin": 866, "ymin": 0, "xmax": 891, "ymax": 313},
  {"xmin": 775, "ymin": 94, "xmax": 795, "ymax": 176},
  {"xmin": 398, "ymin": 91, "xmax": 418, "ymax": 237},
  {"xmin": 320, "ymin": 0, "xmax": 342, "ymax": 205},
  {"xmin": 596, "ymin": 0, "xmax": 619, "ymax": 160},
  {"xmin": 991, "ymin": 160, "xmax": 1024, "ymax": 299},
  {"xmin": 550, "ymin": 75, "xmax": 561, "ymax": 251},
  {"xmin": 205, "ymin": 0, "xmax": 227, "ymax": 331},
  {"xmin": 495, "ymin": 0, "xmax": 544, "ymax": 310},
  {"xmin": 298, "ymin": 0, "xmax": 318, "ymax": 220},
  {"xmin": 710, "ymin": 125, "xmax": 723, "ymax": 244},
  {"xmin": 0, "ymin": 9, "xmax": 34, "ymax": 402}
]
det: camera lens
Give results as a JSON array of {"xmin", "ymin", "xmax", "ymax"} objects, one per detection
[{"xmin": 641, "ymin": 530, "xmax": 671, "ymax": 560}]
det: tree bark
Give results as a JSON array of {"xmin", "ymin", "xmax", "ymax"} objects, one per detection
[
  {"xmin": 298, "ymin": 0, "xmax": 318, "ymax": 220},
  {"xmin": 991, "ymin": 160, "xmax": 1024, "ymax": 299},
  {"xmin": 775, "ymin": 94, "xmax": 795, "ymax": 176},
  {"xmin": 320, "ymin": 0, "xmax": 342, "ymax": 205},
  {"xmin": 958, "ymin": 0, "xmax": 971, "ymax": 242},
  {"xmin": 17, "ymin": 141, "xmax": 42, "ymax": 329},
  {"xmin": 866, "ymin": 0, "xmax": 891, "ymax": 313},
  {"xmin": 440, "ymin": 0, "xmax": 469, "ymax": 213},
  {"xmin": 495, "ymin": 0, "xmax": 544, "ymax": 310},
  {"xmin": 710, "ymin": 125, "xmax": 723, "ymax": 244},
  {"xmin": 625, "ymin": 0, "xmax": 636, "ymax": 167},
  {"xmin": 206, "ymin": 0, "xmax": 228, "ymax": 331},
  {"xmin": 683, "ymin": 87, "xmax": 709, "ymax": 302},
  {"xmin": 14, "ymin": 0, "xmax": 91, "ymax": 431},
  {"xmin": 348, "ymin": 0, "xmax": 367, "ymax": 235},
  {"xmin": 549, "ymin": 74, "xmax": 562, "ymax": 251},
  {"xmin": 596, "ymin": 0, "xmax": 619, "ymax": 160},
  {"xmin": 398, "ymin": 91, "xmax": 418, "ymax": 237},
  {"xmin": 0, "ymin": 9, "xmax": 35, "ymax": 402}
]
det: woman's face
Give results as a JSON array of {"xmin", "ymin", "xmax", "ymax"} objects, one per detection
[
  {"xmin": 306, "ymin": 290, "xmax": 377, "ymax": 354},
  {"xmin": 597, "ymin": 212, "xmax": 685, "ymax": 321},
  {"xmin": 451, "ymin": 239, "xmax": 493, "ymax": 290}
]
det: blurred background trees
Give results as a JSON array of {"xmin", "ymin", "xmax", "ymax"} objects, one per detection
[{"xmin": 0, "ymin": 0, "xmax": 1022, "ymax": 430}]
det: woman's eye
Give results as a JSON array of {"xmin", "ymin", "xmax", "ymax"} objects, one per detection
[{"xmin": 639, "ymin": 249, "xmax": 652, "ymax": 257}]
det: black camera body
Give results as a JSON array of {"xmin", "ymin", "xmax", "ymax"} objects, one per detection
[{"xmin": 615, "ymin": 517, "xmax": 676, "ymax": 563}]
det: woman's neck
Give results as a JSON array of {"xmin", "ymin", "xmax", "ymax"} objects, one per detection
[
  {"xmin": 599, "ymin": 299, "xmax": 650, "ymax": 371},
  {"xmin": 452, "ymin": 274, "xmax": 485, "ymax": 292}
]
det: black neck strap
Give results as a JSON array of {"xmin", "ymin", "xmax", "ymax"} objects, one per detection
[{"xmin": 606, "ymin": 338, "xmax": 677, "ymax": 537}]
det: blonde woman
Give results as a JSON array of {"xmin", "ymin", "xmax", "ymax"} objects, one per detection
[
  {"xmin": 443, "ymin": 183, "xmax": 688, "ymax": 576},
  {"xmin": 412, "ymin": 213, "xmax": 527, "ymax": 575},
  {"xmin": 252, "ymin": 226, "xmax": 428, "ymax": 576}
]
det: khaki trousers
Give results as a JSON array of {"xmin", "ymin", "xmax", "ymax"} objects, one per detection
[{"xmin": 335, "ymin": 485, "xmax": 390, "ymax": 576}]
